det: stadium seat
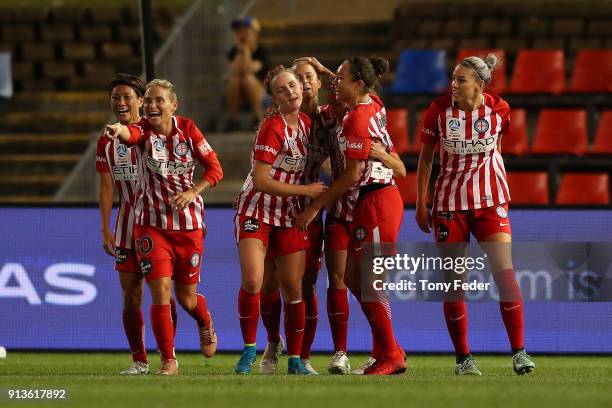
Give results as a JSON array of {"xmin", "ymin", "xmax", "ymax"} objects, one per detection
[
  {"xmin": 386, "ymin": 108, "xmax": 410, "ymax": 154},
  {"xmin": 509, "ymin": 50, "xmax": 565, "ymax": 94},
  {"xmin": 531, "ymin": 109, "xmax": 587, "ymax": 155},
  {"xmin": 569, "ymin": 50, "xmax": 612, "ymax": 92},
  {"xmin": 556, "ymin": 173, "xmax": 610, "ymax": 205},
  {"xmin": 394, "ymin": 172, "xmax": 418, "ymax": 205},
  {"xmin": 390, "ymin": 49, "xmax": 448, "ymax": 94},
  {"xmin": 592, "ymin": 111, "xmax": 612, "ymax": 154},
  {"xmin": 506, "ymin": 172, "xmax": 550, "ymax": 204},
  {"xmin": 456, "ymin": 49, "xmax": 507, "ymax": 94},
  {"xmin": 502, "ymin": 109, "xmax": 528, "ymax": 156}
]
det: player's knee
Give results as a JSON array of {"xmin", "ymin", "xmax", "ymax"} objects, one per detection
[
  {"xmin": 176, "ymin": 293, "xmax": 196, "ymax": 311},
  {"xmin": 241, "ymin": 278, "xmax": 261, "ymax": 294}
]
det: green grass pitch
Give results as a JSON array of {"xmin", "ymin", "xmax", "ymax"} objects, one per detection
[{"xmin": 1, "ymin": 352, "xmax": 611, "ymax": 407}]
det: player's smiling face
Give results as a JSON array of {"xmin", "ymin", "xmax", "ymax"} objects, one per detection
[
  {"xmin": 110, "ymin": 85, "xmax": 142, "ymax": 125},
  {"xmin": 294, "ymin": 62, "xmax": 321, "ymax": 102},
  {"xmin": 144, "ymin": 86, "xmax": 177, "ymax": 131},
  {"xmin": 451, "ymin": 64, "xmax": 483, "ymax": 108},
  {"xmin": 335, "ymin": 61, "xmax": 360, "ymax": 106},
  {"xmin": 270, "ymin": 71, "xmax": 303, "ymax": 114}
]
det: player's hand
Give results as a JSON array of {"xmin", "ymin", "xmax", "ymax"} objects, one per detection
[
  {"xmin": 304, "ymin": 182, "xmax": 328, "ymax": 199},
  {"xmin": 102, "ymin": 228, "xmax": 116, "ymax": 257},
  {"xmin": 369, "ymin": 140, "xmax": 387, "ymax": 161},
  {"xmin": 103, "ymin": 123, "xmax": 122, "ymax": 140},
  {"xmin": 293, "ymin": 57, "xmax": 335, "ymax": 77},
  {"xmin": 173, "ymin": 188, "xmax": 198, "ymax": 210},
  {"xmin": 296, "ymin": 206, "xmax": 319, "ymax": 231},
  {"xmin": 415, "ymin": 203, "xmax": 432, "ymax": 233}
]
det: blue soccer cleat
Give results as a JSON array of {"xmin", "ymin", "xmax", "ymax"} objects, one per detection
[
  {"xmin": 288, "ymin": 356, "xmax": 317, "ymax": 375},
  {"xmin": 234, "ymin": 345, "xmax": 256, "ymax": 374}
]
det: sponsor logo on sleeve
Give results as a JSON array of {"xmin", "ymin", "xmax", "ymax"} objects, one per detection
[
  {"xmin": 347, "ymin": 142, "xmax": 363, "ymax": 150},
  {"xmin": 255, "ymin": 144, "xmax": 278, "ymax": 155},
  {"xmin": 197, "ymin": 140, "xmax": 212, "ymax": 155}
]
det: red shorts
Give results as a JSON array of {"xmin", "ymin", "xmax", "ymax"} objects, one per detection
[
  {"xmin": 306, "ymin": 218, "xmax": 324, "ymax": 272},
  {"xmin": 114, "ymin": 248, "xmax": 140, "ymax": 273},
  {"xmin": 325, "ymin": 215, "xmax": 351, "ymax": 252},
  {"xmin": 135, "ymin": 225, "xmax": 204, "ymax": 285},
  {"xmin": 349, "ymin": 185, "xmax": 403, "ymax": 257},
  {"xmin": 432, "ymin": 203, "xmax": 512, "ymax": 243},
  {"xmin": 234, "ymin": 215, "xmax": 309, "ymax": 260}
]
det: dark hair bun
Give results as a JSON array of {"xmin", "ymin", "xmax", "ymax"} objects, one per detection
[{"xmin": 371, "ymin": 58, "xmax": 389, "ymax": 76}]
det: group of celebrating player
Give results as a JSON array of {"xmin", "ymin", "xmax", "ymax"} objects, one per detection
[{"xmin": 97, "ymin": 52, "xmax": 536, "ymax": 377}]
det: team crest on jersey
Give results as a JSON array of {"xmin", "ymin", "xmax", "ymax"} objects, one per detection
[
  {"xmin": 190, "ymin": 252, "xmax": 200, "ymax": 267},
  {"xmin": 435, "ymin": 224, "xmax": 449, "ymax": 242},
  {"xmin": 139, "ymin": 235, "xmax": 153, "ymax": 255},
  {"xmin": 174, "ymin": 142, "xmax": 189, "ymax": 157},
  {"xmin": 474, "ymin": 119, "xmax": 490, "ymax": 134},
  {"xmin": 496, "ymin": 205, "xmax": 508, "ymax": 219},
  {"xmin": 243, "ymin": 218, "xmax": 259, "ymax": 232},
  {"xmin": 115, "ymin": 143, "xmax": 128, "ymax": 158},
  {"xmin": 354, "ymin": 227, "xmax": 367, "ymax": 241}
]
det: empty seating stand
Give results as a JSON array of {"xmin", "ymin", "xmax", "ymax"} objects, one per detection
[
  {"xmin": 531, "ymin": 109, "xmax": 587, "ymax": 155},
  {"xmin": 391, "ymin": 49, "xmax": 448, "ymax": 93},
  {"xmin": 507, "ymin": 172, "xmax": 550, "ymax": 204},
  {"xmin": 570, "ymin": 50, "xmax": 612, "ymax": 92},
  {"xmin": 556, "ymin": 173, "xmax": 610, "ymax": 205},
  {"xmin": 509, "ymin": 50, "xmax": 565, "ymax": 94},
  {"xmin": 592, "ymin": 111, "xmax": 612, "ymax": 154}
]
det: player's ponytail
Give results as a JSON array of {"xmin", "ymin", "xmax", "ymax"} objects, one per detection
[{"xmin": 348, "ymin": 56, "xmax": 389, "ymax": 93}]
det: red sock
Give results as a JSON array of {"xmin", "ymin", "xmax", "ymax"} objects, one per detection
[
  {"xmin": 238, "ymin": 288, "xmax": 260, "ymax": 345},
  {"xmin": 500, "ymin": 301, "xmax": 524, "ymax": 350},
  {"xmin": 123, "ymin": 309, "xmax": 147, "ymax": 363},
  {"xmin": 494, "ymin": 268, "xmax": 522, "ymax": 302},
  {"xmin": 187, "ymin": 294, "xmax": 211, "ymax": 327},
  {"xmin": 260, "ymin": 290, "xmax": 281, "ymax": 343},
  {"xmin": 443, "ymin": 301, "xmax": 470, "ymax": 357},
  {"xmin": 284, "ymin": 301, "xmax": 305, "ymax": 356},
  {"xmin": 327, "ymin": 288, "xmax": 349, "ymax": 352},
  {"xmin": 301, "ymin": 294, "xmax": 318, "ymax": 359},
  {"xmin": 360, "ymin": 301, "xmax": 401, "ymax": 361},
  {"xmin": 169, "ymin": 297, "xmax": 178, "ymax": 336},
  {"xmin": 150, "ymin": 304, "xmax": 175, "ymax": 361}
]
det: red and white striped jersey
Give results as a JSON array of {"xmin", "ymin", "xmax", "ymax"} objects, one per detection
[
  {"xmin": 343, "ymin": 95, "xmax": 396, "ymax": 179},
  {"xmin": 421, "ymin": 93, "xmax": 511, "ymax": 211},
  {"xmin": 96, "ymin": 135, "xmax": 139, "ymax": 249},
  {"xmin": 125, "ymin": 115, "xmax": 223, "ymax": 231},
  {"xmin": 236, "ymin": 112, "xmax": 311, "ymax": 227}
]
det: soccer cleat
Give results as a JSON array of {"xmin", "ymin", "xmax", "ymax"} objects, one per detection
[
  {"xmin": 365, "ymin": 359, "xmax": 406, "ymax": 375},
  {"xmin": 300, "ymin": 359, "xmax": 319, "ymax": 375},
  {"xmin": 351, "ymin": 356, "xmax": 376, "ymax": 375},
  {"xmin": 455, "ymin": 356, "xmax": 482, "ymax": 376},
  {"xmin": 288, "ymin": 356, "xmax": 316, "ymax": 375},
  {"xmin": 156, "ymin": 359, "xmax": 178, "ymax": 376},
  {"xmin": 259, "ymin": 338, "xmax": 284, "ymax": 375},
  {"xmin": 119, "ymin": 361, "xmax": 149, "ymax": 375},
  {"xmin": 328, "ymin": 351, "xmax": 350, "ymax": 374},
  {"xmin": 234, "ymin": 345, "xmax": 257, "ymax": 374},
  {"xmin": 198, "ymin": 312, "xmax": 218, "ymax": 358},
  {"xmin": 512, "ymin": 350, "xmax": 536, "ymax": 375}
]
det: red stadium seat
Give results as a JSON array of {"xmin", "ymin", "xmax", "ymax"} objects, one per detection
[
  {"xmin": 507, "ymin": 172, "xmax": 550, "ymax": 204},
  {"xmin": 592, "ymin": 111, "xmax": 612, "ymax": 154},
  {"xmin": 456, "ymin": 49, "xmax": 507, "ymax": 94},
  {"xmin": 509, "ymin": 50, "xmax": 565, "ymax": 94},
  {"xmin": 502, "ymin": 109, "xmax": 529, "ymax": 156},
  {"xmin": 409, "ymin": 109, "xmax": 428, "ymax": 153},
  {"xmin": 556, "ymin": 173, "xmax": 610, "ymax": 205},
  {"xmin": 569, "ymin": 50, "xmax": 612, "ymax": 92},
  {"xmin": 531, "ymin": 109, "xmax": 587, "ymax": 155},
  {"xmin": 395, "ymin": 172, "xmax": 418, "ymax": 205},
  {"xmin": 386, "ymin": 108, "xmax": 410, "ymax": 154}
]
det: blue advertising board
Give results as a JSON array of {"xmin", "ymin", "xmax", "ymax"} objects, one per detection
[{"xmin": 1, "ymin": 208, "xmax": 611, "ymax": 353}]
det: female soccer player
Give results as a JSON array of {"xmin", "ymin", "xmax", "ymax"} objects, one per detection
[
  {"xmin": 104, "ymin": 79, "xmax": 223, "ymax": 375},
  {"xmin": 96, "ymin": 73, "xmax": 178, "ymax": 375},
  {"xmin": 234, "ymin": 65, "xmax": 326, "ymax": 375},
  {"xmin": 297, "ymin": 57, "xmax": 407, "ymax": 375},
  {"xmin": 415, "ymin": 54, "xmax": 536, "ymax": 375},
  {"xmin": 257, "ymin": 58, "xmax": 346, "ymax": 375}
]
